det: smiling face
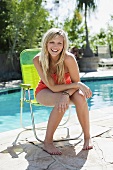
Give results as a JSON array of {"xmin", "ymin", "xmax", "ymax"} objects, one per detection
[{"xmin": 47, "ymin": 35, "xmax": 64, "ymax": 62}]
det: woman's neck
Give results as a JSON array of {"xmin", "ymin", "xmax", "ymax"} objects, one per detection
[{"xmin": 50, "ymin": 61, "xmax": 57, "ymax": 74}]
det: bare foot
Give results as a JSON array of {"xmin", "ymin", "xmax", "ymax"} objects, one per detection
[
  {"xmin": 82, "ymin": 138, "xmax": 93, "ymax": 150},
  {"xmin": 43, "ymin": 142, "xmax": 62, "ymax": 155}
]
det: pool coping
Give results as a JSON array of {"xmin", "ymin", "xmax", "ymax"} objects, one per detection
[
  {"xmin": 80, "ymin": 70, "xmax": 113, "ymax": 81},
  {"xmin": 0, "ymin": 70, "xmax": 113, "ymax": 95},
  {"xmin": 81, "ymin": 75, "xmax": 113, "ymax": 81},
  {"xmin": 0, "ymin": 87, "xmax": 21, "ymax": 95}
]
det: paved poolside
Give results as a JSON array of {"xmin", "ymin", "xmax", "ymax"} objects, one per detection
[
  {"xmin": 0, "ymin": 68, "xmax": 113, "ymax": 91},
  {"xmin": 0, "ymin": 69, "xmax": 113, "ymax": 170}
]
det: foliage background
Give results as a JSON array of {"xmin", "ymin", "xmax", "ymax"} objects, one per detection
[{"xmin": 0, "ymin": 0, "xmax": 113, "ymax": 81}]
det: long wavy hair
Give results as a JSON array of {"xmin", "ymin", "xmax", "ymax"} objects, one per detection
[{"xmin": 39, "ymin": 28, "xmax": 69, "ymax": 84}]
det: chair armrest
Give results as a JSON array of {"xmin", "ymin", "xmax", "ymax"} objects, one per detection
[{"xmin": 20, "ymin": 83, "xmax": 31, "ymax": 89}]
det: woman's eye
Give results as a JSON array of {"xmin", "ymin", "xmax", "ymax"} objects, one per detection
[
  {"xmin": 58, "ymin": 42, "xmax": 62, "ymax": 45},
  {"xmin": 49, "ymin": 41, "xmax": 54, "ymax": 44},
  {"xmin": 49, "ymin": 42, "xmax": 63, "ymax": 45}
]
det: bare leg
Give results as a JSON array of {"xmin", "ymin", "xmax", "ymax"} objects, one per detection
[
  {"xmin": 71, "ymin": 90, "xmax": 93, "ymax": 150},
  {"xmin": 43, "ymin": 106, "xmax": 65, "ymax": 155},
  {"xmin": 36, "ymin": 89, "xmax": 66, "ymax": 155}
]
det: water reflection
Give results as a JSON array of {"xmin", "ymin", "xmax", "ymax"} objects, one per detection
[
  {"xmin": 0, "ymin": 79, "xmax": 113, "ymax": 132},
  {"xmin": 85, "ymin": 79, "xmax": 113, "ymax": 110}
]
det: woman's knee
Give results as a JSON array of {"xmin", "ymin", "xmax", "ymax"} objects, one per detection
[{"xmin": 71, "ymin": 90, "xmax": 86, "ymax": 105}]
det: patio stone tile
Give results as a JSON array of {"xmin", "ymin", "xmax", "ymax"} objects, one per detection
[{"xmin": 93, "ymin": 137, "xmax": 113, "ymax": 163}]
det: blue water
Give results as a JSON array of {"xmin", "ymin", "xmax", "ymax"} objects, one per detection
[
  {"xmin": 0, "ymin": 79, "xmax": 113, "ymax": 132},
  {"xmin": 85, "ymin": 79, "xmax": 113, "ymax": 110}
]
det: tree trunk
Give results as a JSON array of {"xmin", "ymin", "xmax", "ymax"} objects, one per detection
[{"xmin": 83, "ymin": 5, "xmax": 94, "ymax": 58}]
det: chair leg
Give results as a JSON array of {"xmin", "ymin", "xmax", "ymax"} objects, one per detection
[
  {"xmin": 20, "ymin": 87, "xmax": 25, "ymax": 128},
  {"xmin": 20, "ymin": 88, "xmax": 82, "ymax": 143},
  {"xmin": 29, "ymin": 102, "xmax": 83, "ymax": 143},
  {"xmin": 27, "ymin": 88, "xmax": 44, "ymax": 142},
  {"xmin": 20, "ymin": 88, "xmax": 33, "ymax": 130}
]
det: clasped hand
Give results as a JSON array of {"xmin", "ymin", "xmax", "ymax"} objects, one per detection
[
  {"xmin": 56, "ymin": 94, "xmax": 69, "ymax": 112},
  {"xmin": 78, "ymin": 82, "xmax": 92, "ymax": 98}
]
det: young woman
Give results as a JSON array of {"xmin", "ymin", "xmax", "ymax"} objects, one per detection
[{"xmin": 33, "ymin": 28, "xmax": 93, "ymax": 155}]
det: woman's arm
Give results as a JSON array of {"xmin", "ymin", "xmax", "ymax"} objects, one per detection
[
  {"xmin": 33, "ymin": 55, "xmax": 79, "ymax": 92},
  {"xmin": 64, "ymin": 53, "xmax": 92, "ymax": 98},
  {"xmin": 64, "ymin": 52, "xmax": 80, "ymax": 82}
]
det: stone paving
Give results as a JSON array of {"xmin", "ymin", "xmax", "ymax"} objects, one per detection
[
  {"xmin": 0, "ymin": 106, "xmax": 113, "ymax": 170},
  {"xmin": 0, "ymin": 69, "xmax": 113, "ymax": 170}
]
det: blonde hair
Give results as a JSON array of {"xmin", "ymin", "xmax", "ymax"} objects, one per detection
[{"xmin": 39, "ymin": 28, "xmax": 69, "ymax": 84}]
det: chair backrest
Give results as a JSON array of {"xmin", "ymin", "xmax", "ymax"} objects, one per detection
[
  {"xmin": 20, "ymin": 49, "xmax": 41, "ymax": 90},
  {"xmin": 97, "ymin": 45, "xmax": 111, "ymax": 58}
]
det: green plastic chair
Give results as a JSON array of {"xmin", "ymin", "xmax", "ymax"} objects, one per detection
[{"xmin": 20, "ymin": 49, "xmax": 82, "ymax": 143}]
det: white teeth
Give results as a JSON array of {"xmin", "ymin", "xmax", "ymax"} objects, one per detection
[{"xmin": 52, "ymin": 49, "xmax": 58, "ymax": 52}]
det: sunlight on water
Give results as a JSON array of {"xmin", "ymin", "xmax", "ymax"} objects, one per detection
[{"xmin": 0, "ymin": 79, "xmax": 113, "ymax": 132}]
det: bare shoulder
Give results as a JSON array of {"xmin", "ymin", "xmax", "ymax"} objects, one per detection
[
  {"xmin": 33, "ymin": 53, "xmax": 42, "ymax": 68},
  {"xmin": 64, "ymin": 51, "xmax": 77, "ymax": 64},
  {"xmin": 33, "ymin": 52, "xmax": 41, "ymax": 62}
]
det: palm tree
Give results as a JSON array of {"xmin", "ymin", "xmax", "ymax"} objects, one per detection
[{"xmin": 76, "ymin": 0, "xmax": 97, "ymax": 57}]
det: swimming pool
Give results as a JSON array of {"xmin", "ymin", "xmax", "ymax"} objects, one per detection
[{"xmin": 0, "ymin": 79, "xmax": 113, "ymax": 132}]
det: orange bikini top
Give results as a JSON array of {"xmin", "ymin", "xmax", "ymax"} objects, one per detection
[
  {"xmin": 35, "ymin": 72, "xmax": 72, "ymax": 96},
  {"xmin": 50, "ymin": 72, "xmax": 72, "ymax": 84},
  {"xmin": 39, "ymin": 72, "xmax": 72, "ymax": 85}
]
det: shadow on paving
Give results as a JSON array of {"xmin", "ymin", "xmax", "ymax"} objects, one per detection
[{"xmin": 1, "ymin": 140, "xmax": 89, "ymax": 170}]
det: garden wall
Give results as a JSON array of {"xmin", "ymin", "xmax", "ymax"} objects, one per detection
[{"xmin": 0, "ymin": 54, "xmax": 21, "ymax": 82}]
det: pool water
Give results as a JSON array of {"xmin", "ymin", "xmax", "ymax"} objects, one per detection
[
  {"xmin": 0, "ymin": 79, "xmax": 113, "ymax": 132},
  {"xmin": 85, "ymin": 79, "xmax": 113, "ymax": 110}
]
